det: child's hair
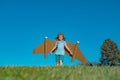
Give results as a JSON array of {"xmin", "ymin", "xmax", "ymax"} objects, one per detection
[{"xmin": 56, "ymin": 33, "xmax": 66, "ymax": 41}]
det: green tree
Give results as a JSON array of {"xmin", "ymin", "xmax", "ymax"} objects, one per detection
[
  {"xmin": 118, "ymin": 50, "xmax": 120, "ymax": 63},
  {"xmin": 100, "ymin": 39, "xmax": 119, "ymax": 66}
]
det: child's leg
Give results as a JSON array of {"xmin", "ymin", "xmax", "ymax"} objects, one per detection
[
  {"xmin": 59, "ymin": 55, "xmax": 64, "ymax": 66},
  {"xmin": 55, "ymin": 55, "xmax": 60, "ymax": 66},
  {"xmin": 56, "ymin": 62, "xmax": 59, "ymax": 66},
  {"xmin": 59, "ymin": 60, "xmax": 63, "ymax": 66}
]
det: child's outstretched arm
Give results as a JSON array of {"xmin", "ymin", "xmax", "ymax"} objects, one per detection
[
  {"xmin": 50, "ymin": 45, "xmax": 57, "ymax": 54},
  {"xmin": 65, "ymin": 44, "xmax": 73, "ymax": 55}
]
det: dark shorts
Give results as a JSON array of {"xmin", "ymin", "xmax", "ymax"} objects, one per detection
[{"xmin": 55, "ymin": 54, "xmax": 64, "ymax": 62}]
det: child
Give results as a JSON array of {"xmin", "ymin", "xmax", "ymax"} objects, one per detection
[{"xmin": 50, "ymin": 33, "xmax": 73, "ymax": 66}]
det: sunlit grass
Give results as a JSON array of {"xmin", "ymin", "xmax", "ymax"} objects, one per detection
[{"xmin": 0, "ymin": 66, "xmax": 120, "ymax": 80}]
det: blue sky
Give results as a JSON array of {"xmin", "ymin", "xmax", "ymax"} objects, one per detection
[{"xmin": 0, "ymin": 0, "xmax": 120, "ymax": 66}]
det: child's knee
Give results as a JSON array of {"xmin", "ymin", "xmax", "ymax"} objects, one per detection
[{"xmin": 59, "ymin": 60, "xmax": 63, "ymax": 64}]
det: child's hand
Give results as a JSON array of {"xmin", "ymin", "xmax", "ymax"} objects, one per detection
[
  {"xmin": 71, "ymin": 52, "xmax": 73, "ymax": 55},
  {"xmin": 70, "ymin": 51, "xmax": 73, "ymax": 56},
  {"xmin": 50, "ymin": 52, "xmax": 52, "ymax": 55}
]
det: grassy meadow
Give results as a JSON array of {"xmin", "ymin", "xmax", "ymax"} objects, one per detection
[{"xmin": 0, "ymin": 66, "xmax": 120, "ymax": 80}]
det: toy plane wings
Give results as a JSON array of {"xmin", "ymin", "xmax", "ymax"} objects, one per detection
[{"xmin": 33, "ymin": 37, "xmax": 88, "ymax": 64}]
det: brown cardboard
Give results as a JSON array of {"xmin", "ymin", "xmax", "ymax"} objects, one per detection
[{"xmin": 33, "ymin": 38, "xmax": 88, "ymax": 64}]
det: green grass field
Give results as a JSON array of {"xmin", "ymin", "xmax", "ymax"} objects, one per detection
[{"xmin": 0, "ymin": 66, "xmax": 120, "ymax": 80}]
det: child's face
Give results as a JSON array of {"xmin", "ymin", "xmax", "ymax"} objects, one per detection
[{"xmin": 58, "ymin": 35, "xmax": 63, "ymax": 41}]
